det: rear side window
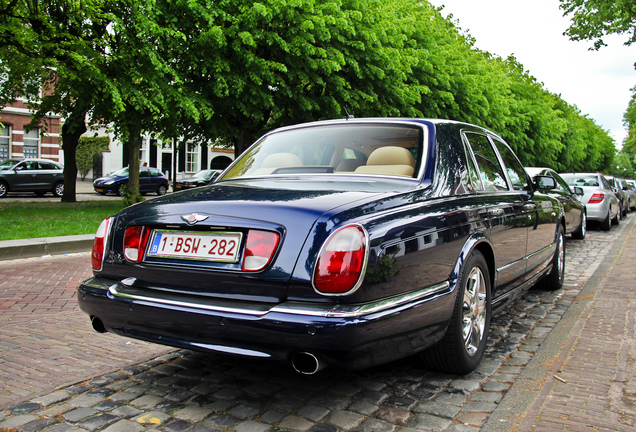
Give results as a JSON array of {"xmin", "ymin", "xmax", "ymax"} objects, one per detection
[
  {"xmin": 464, "ymin": 133, "xmax": 508, "ymax": 191},
  {"xmin": 38, "ymin": 161, "xmax": 59, "ymax": 170}
]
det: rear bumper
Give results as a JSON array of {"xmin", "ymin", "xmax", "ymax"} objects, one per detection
[
  {"xmin": 77, "ymin": 276, "xmax": 455, "ymax": 370},
  {"xmin": 585, "ymin": 201, "xmax": 610, "ymax": 222}
]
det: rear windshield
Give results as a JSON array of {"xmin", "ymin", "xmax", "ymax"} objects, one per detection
[
  {"xmin": 561, "ymin": 174, "xmax": 600, "ymax": 187},
  {"xmin": 220, "ymin": 124, "xmax": 424, "ymax": 181}
]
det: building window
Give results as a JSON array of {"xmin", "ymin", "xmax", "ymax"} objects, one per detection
[
  {"xmin": 0, "ymin": 125, "xmax": 10, "ymax": 161},
  {"xmin": 23, "ymin": 128, "xmax": 39, "ymax": 158},
  {"xmin": 186, "ymin": 143, "xmax": 198, "ymax": 172}
]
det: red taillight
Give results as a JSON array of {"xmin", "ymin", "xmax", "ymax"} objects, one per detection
[
  {"xmin": 588, "ymin": 193, "xmax": 604, "ymax": 204},
  {"xmin": 313, "ymin": 225, "xmax": 368, "ymax": 295},
  {"xmin": 242, "ymin": 230, "xmax": 280, "ymax": 271},
  {"xmin": 124, "ymin": 226, "xmax": 150, "ymax": 263},
  {"xmin": 92, "ymin": 218, "xmax": 110, "ymax": 270}
]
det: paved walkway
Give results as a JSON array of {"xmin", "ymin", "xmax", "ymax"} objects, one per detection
[
  {"xmin": 486, "ymin": 215, "xmax": 636, "ymax": 431},
  {"xmin": 0, "ymin": 253, "xmax": 172, "ymax": 410}
]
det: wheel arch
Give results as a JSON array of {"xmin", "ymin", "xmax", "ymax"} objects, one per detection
[{"xmin": 451, "ymin": 233, "xmax": 495, "ymax": 294}]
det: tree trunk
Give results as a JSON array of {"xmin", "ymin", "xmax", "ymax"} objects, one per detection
[
  {"xmin": 60, "ymin": 109, "xmax": 87, "ymax": 203},
  {"xmin": 234, "ymin": 128, "xmax": 254, "ymax": 159},
  {"xmin": 125, "ymin": 123, "xmax": 143, "ymax": 204}
]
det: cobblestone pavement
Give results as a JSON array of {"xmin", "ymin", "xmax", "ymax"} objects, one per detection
[{"xmin": 0, "ymin": 216, "xmax": 631, "ymax": 432}]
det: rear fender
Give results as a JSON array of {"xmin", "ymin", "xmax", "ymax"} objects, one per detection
[{"xmin": 450, "ymin": 232, "xmax": 495, "ymax": 292}]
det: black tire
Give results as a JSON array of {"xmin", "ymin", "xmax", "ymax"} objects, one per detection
[
  {"xmin": 420, "ymin": 250, "xmax": 491, "ymax": 374},
  {"xmin": 601, "ymin": 209, "xmax": 612, "ymax": 231},
  {"xmin": 53, "ymin": 182, "xmax": 64, "ymax": 197},
  {"xmin": 0, "ymin": 181, "xmax": 7, "ymax": 198},
  {"xmin": 571, "ymin": 211, "xmax": 586, "ymax": 240},
  {"xmin": 157, "ymin": 184, "xmax": 168, "ymax": 196},
  {"xmin": 541, "ymin": 225, "xmax": 565, "ymax": 291},
  {"xmin": 613, "ymin": 206, "xmax": 621, "ymax": 225}
]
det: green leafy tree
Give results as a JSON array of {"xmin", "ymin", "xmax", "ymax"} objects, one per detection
[
  {"xmin": 158, "ymin": 0, "xmax": 426, "ymax": 157},
  {"xmin": 0, "ymin": 0, "xmax": 112, "ymax": 202},
  {"xmin": 624, "ymin": 86, "xmax": 636, "ymax": 155},
  {"xmin": 560, "ymin": 0, "xmax": 636, "ymax": 49},
  {"xmin": 610, "ymin": 149, "xmax": 634, "ymax": 177},
  {"xmin": 76, "ymin": 136, "xmax": 111, "ymax": 180}
]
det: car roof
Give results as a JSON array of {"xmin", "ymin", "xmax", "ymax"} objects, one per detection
[
  {"xmin": 4, "ymin": 158, "xmax": 62, "ymax": 164},
  {"xmin": 266, "ymin": 117, "xmax": 505, "ymax": 141}
]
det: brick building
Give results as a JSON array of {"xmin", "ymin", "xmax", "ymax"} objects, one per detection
[
  {"xmin": 1, "ymin": 99, "xmax": 233, "ymax": 180},
  {"xmin": 0, "ymin": 99, "xmax": 62, "ymax": 162}
]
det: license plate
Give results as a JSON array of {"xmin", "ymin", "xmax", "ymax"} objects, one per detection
[
  {"xmin": 96, "ymin": 189, "xmax": 103, "ymax": 192},
  {"xmin": 147, "ymin": 230, "xmax": 242, "ymax": 262}
]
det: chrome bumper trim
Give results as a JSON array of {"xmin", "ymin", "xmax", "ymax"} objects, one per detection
[{"xmin": 92, "ymin": 277, "xmax": 450, "ymax": 319}]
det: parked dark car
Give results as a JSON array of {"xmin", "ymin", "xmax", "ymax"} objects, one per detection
[
  {"xmin": 79, "ymin": 119, "xmax": 565, "ymax": 375},
  {"xmin": 174, "ymin": 169, "xmax": 221, "ymax": 191},
  {"xmin": 604, "ymin": 175, "xmax": 629, "ymax": 217},
  {"xmin": 525, "ymin": 167, "xmax": 587, "ymax": 240},
  {"xmin": 93, "ymin": 167, "xmax": 169, "ymax": 196},
  {"xmin": 0, "ymin": 158, "xmax": 64, "ymax": 198},
  {"xmin": 560, "ymin": 173, "xmax": 620, "ymax": 230}
]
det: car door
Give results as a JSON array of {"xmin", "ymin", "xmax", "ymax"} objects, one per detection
[
  {"xmin": 139, "ymin": 168, "xmax": 150, "ymax": 192},
  {"xmin": 12, "ymin": 160, "xmax": 40, "ymax": 191},
  {"xmin": 464, "ymin": 132, "xmax": 531, "ymax": 297},
  {"xmin": 547, "ymin": 169, "xmax": 581, "ymax": 234},
  {"xmin": 492, "ymin": 139, "xmax": 559, "ymax": 282},
  {"xmin": 33, "ymin": 161, "xmax": 60, "ymax": 191}
]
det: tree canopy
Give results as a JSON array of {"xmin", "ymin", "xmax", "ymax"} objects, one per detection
[
  {"xmin": 560, "ymin": 0, "xmax": 636, "ymax": 49},
  {"xmin": 1, "ymin": 0, "xmax": 623, "ymax": 196}
]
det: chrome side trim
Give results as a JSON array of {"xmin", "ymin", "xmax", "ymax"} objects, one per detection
[
  {"xmin": 275, "ymin": 281, "xmax": 451, "ymax": 318},
  {"xmin": 105, "ymin": 279, "xmax": 451, "ymax": 319}
]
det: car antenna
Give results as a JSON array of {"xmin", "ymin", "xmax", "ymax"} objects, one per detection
[{"xmin": 343, "ymin": 107, "xmax": 355, "ymax": 120}]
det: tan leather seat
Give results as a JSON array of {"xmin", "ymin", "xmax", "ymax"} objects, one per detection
[{"xmin": 354, "ymin": 146, "xmax": 416, "ymax": 177}]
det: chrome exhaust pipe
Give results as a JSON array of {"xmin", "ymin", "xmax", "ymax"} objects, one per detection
[
  {"xmin": 90, "ymin": 316, "xmax": 106, "ymax": 333},
  {"xmin": 291, "ymin": 352, "xmax": 327, "ymax": 375}
]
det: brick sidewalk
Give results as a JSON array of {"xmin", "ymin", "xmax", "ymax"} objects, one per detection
[
  {"xmin": 524, "ymin": 217, "xmax": 636, "ymax": 431},
  {"xmin": 0, "ymin": 253, "xmax": 172, "ymax": 409},
  {"xmin": 485, "ymin": 215, "xmax": 636, "ymax": 431}
]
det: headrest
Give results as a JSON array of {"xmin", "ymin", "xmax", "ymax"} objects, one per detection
[{"xmin": 367, "ymin": 146, "xmax": 415, "ymax": 167}]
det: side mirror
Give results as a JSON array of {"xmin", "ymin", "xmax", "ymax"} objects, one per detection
[
  {"xmin": 534, "ymin": 175, "xmax": 556, "ymax": 190},
  {"xmin": 573, "ymin": 186, "xmax": 584, "ymax": 196}
]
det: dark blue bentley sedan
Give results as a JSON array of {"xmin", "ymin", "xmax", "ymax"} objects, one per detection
[{"xmin": 78, "ymin": 118, "xmax": 565, "ymax": 374}]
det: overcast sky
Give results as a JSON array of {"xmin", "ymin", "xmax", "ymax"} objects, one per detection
[{"xmin": 428, "ymin": 0, "xmax": 636, "ymax": 147}]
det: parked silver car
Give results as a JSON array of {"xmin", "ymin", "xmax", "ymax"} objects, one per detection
[{"xmin": 560, "ymin": 173, "xmax": 620, "ymax": 230}]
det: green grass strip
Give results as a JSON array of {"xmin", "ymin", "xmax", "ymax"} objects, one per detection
[{"xmin": 0, "ymin": 201, "xmax": 126, "ymax": 241}]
